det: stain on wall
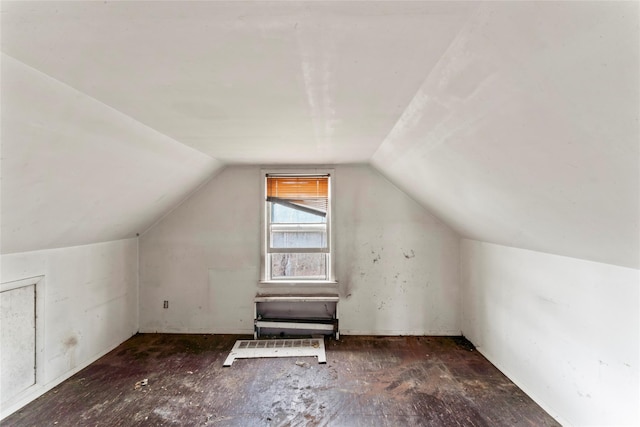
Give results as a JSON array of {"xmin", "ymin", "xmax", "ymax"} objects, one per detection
[{"xmin": 140, "ymin": 165, "xmax": 461, "ymax": 335}]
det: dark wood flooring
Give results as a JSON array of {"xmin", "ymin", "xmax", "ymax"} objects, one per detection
[{"xmin": 3, "ymin": 334, "xmax": 560, "ymax": 426}]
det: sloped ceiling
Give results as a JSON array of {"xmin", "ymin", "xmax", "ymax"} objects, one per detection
[
  {"xmin": 1, "ymin": 54, "xmax": 223, "ymax": 254},
  {"xmin": 1, "ymin": 1, "xmax": 638, "ymax": 268},
  {"xmin": 1, "ymin": 1, "xmax": 474, "ymax": 164},
  {"xmin": 371, "ymin": 1, "xmax": 639, "ymax": 269}
]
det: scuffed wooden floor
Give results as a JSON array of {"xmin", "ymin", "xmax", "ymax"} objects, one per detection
[{"xmin": 3, "ymin": 334, "xmax": 560, "ymax": 426}]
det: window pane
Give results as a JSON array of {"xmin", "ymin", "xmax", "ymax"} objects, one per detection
[
  {"xmin": 270, "ymin": 253, "xmax": 327, "ymax": 280},
  {"xmin": 271, "ymin": 231, "xmax": 327, "ymax": 249},
  {"xmin": 271, "ymin": 203, "xmax": 326, "ymax": 224}
]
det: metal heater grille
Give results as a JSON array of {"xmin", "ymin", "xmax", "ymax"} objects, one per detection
[{"xmin": 223, "ymin": 338, "xmax": 325, "ymax": 366}]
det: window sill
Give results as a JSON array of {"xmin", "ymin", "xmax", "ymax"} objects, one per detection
[{"xmin": 258, "ymin": 280, "xmax": 338, "ymax": 287}]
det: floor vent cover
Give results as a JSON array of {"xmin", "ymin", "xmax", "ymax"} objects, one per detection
[{"xmin": 223, "ymin": 338, "xmax": 325, "ymax": 366}]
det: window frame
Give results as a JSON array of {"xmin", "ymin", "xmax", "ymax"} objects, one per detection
[{"xmin": 259, "ymin": 168, "xmax": 336, "ymax": 285}]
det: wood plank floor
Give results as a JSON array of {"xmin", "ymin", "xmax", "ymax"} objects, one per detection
[{"xmin": 3, "ymin": 334, "xmax": 560, "ymax": 426}]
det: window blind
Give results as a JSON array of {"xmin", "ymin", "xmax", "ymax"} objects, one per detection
[{"xmin": 266, "ymin": 175, "xmax": 329, "ymax": 216}]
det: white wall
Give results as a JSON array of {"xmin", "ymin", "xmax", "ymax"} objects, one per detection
[
  {"xmin": 0, "ymin": 238, "xmax": 139, "ymax": 418},
  {"xmin": 335, "ymin": 165, "xmax": 460, "ymax": 335},
  {"xmin": 461, "ymin": 239, "xmax": 639, "ymax": 427},
  {"xmin": 139, "ymin": 164, "xmax": 460, "ymax": 335}
]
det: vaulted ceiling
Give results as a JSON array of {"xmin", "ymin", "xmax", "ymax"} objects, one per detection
[{"xmin": 1, "ymin": 1, "xmax": 638, "ymax": 268}]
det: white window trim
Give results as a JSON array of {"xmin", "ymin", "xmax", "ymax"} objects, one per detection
[{"xmin": 259, "ymin": 167, "xmax": 337, "ymax": 286}]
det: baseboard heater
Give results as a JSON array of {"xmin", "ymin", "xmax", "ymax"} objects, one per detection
[{"xmin": 254, "ymin": 294, "xmax": 339, "ymax": 339}]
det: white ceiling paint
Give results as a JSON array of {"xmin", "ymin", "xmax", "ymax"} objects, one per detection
[
  {"xmin": 0, "ymin": 1, "xmax": 474, "ymax": 164},
  {"xmin": 1, "ymin": 1, "xmax": 638, "ymax": 268},
  {"xmin": 1, "ymin": 54, "xmax": 223, "ymax": 254},
  {"xmin": 372, "ymin": 1, "xmax": 639, "ymax": 268}
]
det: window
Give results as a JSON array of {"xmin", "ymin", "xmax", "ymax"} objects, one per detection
[{"xmin": 261, "ymin": 170, "xmax": 334, "ymax": 283}]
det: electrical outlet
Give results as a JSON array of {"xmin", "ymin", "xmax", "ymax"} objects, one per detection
[{"xmin": 163, "ymin": 300, "xmax": 169, "ymax": 309}]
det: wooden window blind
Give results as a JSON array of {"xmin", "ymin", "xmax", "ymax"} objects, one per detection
[{"xmin": 266, "ymin": 175, "xmax": 329, "ymax": 215}]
